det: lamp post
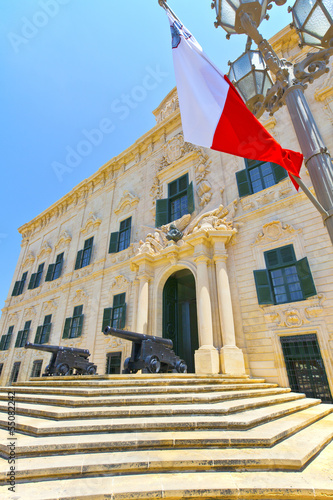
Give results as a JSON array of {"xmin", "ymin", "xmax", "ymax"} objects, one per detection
[{"xmin": 212, "ymin": 0, "xmax": 333, "ymax": 244}]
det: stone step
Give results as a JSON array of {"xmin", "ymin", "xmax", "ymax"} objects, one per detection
[
  {"xmin": 0, "ymin": 403, "xmax": 329, "ymax": 458},
  {"xmin": 0, "ymin": 394, "xmax": 314, "ymax": 436},
  {"xmin": 4, "ymin": 440, "xmax": 331, "ymax": 500},
  {"xmin": 1, "ymin": 413, "xmax": 332, "ymax": 481},
  {"xmin": 0, "ymin": 391, "xmax": 312, "ymax": 420},
  {"xmin": 15, "ymin": 373, "xmax": 254, "ymax": 387},
  {"xmin": 0, "ymin": 386, "xmax": 292, "ymax": 407},
  {"xmin": 2, "ymin": 381, "xmax": 278, "ymax": 397}
]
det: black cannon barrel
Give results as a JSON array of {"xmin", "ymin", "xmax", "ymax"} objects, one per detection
[
  {"xmin": 103, "ymin": 326, "xmax": 173, "ymax": 348},
  {"xmin": 25, "ymin": 342, "xmax": 90, "ymax": 356}
]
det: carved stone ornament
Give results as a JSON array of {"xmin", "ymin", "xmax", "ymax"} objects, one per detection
[
  {"xmin": 195, "ymin": 151, "xmax": 213, "ymax": 207},
  {"xmin": 154, "ymin": 93, "xmax": 179, "ymax": 124},
  {"xmin": 55, "ymin": 230, "xmax": 72, "ymax": 251},
  {"xmin": 22, "ymin": 252, "xmax": 35, "ymax": 269},
  {"xmin": 253, "ymin": 220, "xmax": 299, "ymax": 245},
  {"xmin": 285, "ymin": 309, "xmax": 303, "ymax": 328},
  {"xmin": 37, "ymin": 242, "xmax": 52, "ymax": 260},
  {"xmin": 110, "ymin": 275, "xmax": 131, "ymax": 291},
  {"xmin": 23, "ymin": 307, "xmax": 36, "ymax": 319},
  {"xmin": 80, "ymin": 213, "xmax": 102, "ymax": 235},
  {"xmin": 163, "ymin": 134, "xmax": 185, "ymax": 164},
  {"xmin": 42, "ymin": 300, "xmax": 57, "ymax": 313},
  {"xmin": 105, "ymin": 337, "xmax": 123, "ymax": 348},
  {"xmin": 8, "ymin": 312, "xmax": 19, "ymax": 323},
  {"xmin": 114, "ymin": 191, "xmax": 139, "ymax": 215},
  {"xmin": 72, "ymin": 288, "xmax": 89, "ymax": 305},
  {"xmin": 136, "ymin": 205, "xmax": 235, "ymax": 256}
]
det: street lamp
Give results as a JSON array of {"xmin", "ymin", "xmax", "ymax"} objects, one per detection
[{"xmin": 212, "ymin": 0, "xmax": 333, "ymax": 245}]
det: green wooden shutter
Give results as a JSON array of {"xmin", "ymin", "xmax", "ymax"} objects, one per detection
[
  {"xmin": 75, "ymin": 250, "xmax": 83, "ymax": 270},
  {"xmin": 43, "ymin": 324, "xmax": 51, "ymax": 344},
  {"xmin": 236, "ymin": 169, "xmax": 252, "ymax": 197},
  {"xmin": 272, "ymin": 163, "xmax": 288, "ymax": 183},
  {"xmin": 109, "ymin": 232, "xmax": 119, "ymax": 253},
  {"xmin": 102, "ymin": 308, "xmax": 113, "ymax": 332},
  {"xmin": 12, "ymin": 281, "xmax": 20, "ymax": 296},
  {"xmin": 28, "ymin": 273, "xmax": 36, "ymax": 290},
  {"xmin": 62, "ymin": 318, "xmax": 72, "ymax": 339},
  {"xmin": 253, "ymin": 269, "xmax": 274, "ymax": 305},
  {"xmin": 15, "ymin": 331, "xmax": 23, "ymax": 348},
  {"xmin": 45, "ymin": 264, "xmax": 54, "ymax": 282},
  {"xmin": 34, "ymin": 326, "xmax": 43, "ymax": 344},
  {"xmin": 155, "ymin": 198, "xmax": 169, "ymax": 227},
  {"xmin": 0, "ymin": 336, "xmax": 6, "ymax": 350},
  {"xmin": 280, "ymin": 245, "xmax": 296, "ymax": 265},
  {"xmin": 119, "ymin": 303, "xmax": 127, "ymax": 329},
  {"xmin": 76, "ymin": 315, "xmax": 84, "ymax": 337},
  {"xmin": 54, "ymin": 257, "xmax": 63, "ymax": 279},
  {"xmin": 187, "ymin": 181, "xmax": 195, "ymax": 214},
  {"xmin": 21, "ymin": 331, "xmax": 29, "ymax": 346},
  {"xmin": 296, "ymin": 257, "xmax": 317, "ymax": 299}
]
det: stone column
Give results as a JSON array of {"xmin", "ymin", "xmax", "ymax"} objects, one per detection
[
  {"xmin": 194, "ymin": 256, "xmax": 219, "ymax": 374},
  {"xmin": 214, "ymin": 254, "xmax": 245, "ymax": 375},
  {"xmin": 136, "ymin": 275, "xmax": 150, "ymax": 334}
]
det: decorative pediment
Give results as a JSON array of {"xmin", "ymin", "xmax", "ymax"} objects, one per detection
[
  {"xmin": 72, "ymin": 288, "xmax": 89, "ymax": 305},
  {"xmin": 8, "ymin": 312, "xmax": 19, "ymax": 323},
  {"xmin": 253, "ymin": 221, "xmax": 300, "ymax": 246},
  {"xmin": 55, "ymin": 230, "xmax": 72, "ymax": 250},
  {"xmin": 80, "ymin": 213, "xmax": 102, "ymax": 235},
  {"xmin": 262, "ymin": 294, "xmax": 324, "ymax": 327},
  {"xmin": 114, "ymin": 191, "xmax": 139, "ymax": 215},
  {"xmin": 137, "ymin": 205, "xmax": 235, "ymax": 256},
  {"xmin": 37, "ymin": 242, "xmax": 52, "ymax": 260},
  {"xmin": 152, "ymin": 88, "xmax": 179, "ymax": 124},
  {"xmin": 22, "ymin": 252, "xmax": 35, "ymax": 269},
  {"xmin": 110, "ymin": 275, "xmax": 131, "ymax": 291},
  {"xmin": 42, "ymin": 300, "xmax": 57, "ymax": 313},
  {"xmin": 23, "ymin": 307, "xmax": 36, "ymax": 319}
]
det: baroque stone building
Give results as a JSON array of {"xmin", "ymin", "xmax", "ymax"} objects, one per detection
[{"xmin": 0, "ymin": 26, "xmax": 332, "ymax": 402}]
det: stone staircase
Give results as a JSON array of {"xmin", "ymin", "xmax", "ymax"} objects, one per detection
[{"xmin": 0, "ymin": 374, "xmax": 332, "ymax": 499}]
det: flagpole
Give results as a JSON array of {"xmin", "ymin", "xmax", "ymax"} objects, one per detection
[
  {"xmin": 158, "ymin": 0, "xmax": 181, "ymax": 24},
  {"xmin": 289, "ymin": 174, "xmax": 329, "ymax": 218}
]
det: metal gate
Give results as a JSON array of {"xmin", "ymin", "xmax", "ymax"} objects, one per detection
[{"xmin": 280, "ymin": 334, "xmax": 332, "ymax": 403}]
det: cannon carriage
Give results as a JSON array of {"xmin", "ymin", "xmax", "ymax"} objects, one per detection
[
  {"xmin": 103, "ymin": 326, "xmax": 187, "ymax": 374},
  {"xmin": 25, "ymin": 342, "xmax": 97, "ymax": 376}
]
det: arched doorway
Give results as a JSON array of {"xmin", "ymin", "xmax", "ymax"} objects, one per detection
[{"xmin": 163, "ymin": 269, "xmax": 199, "ymax": 373}]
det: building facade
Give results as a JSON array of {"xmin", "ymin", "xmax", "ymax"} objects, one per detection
[{"xmin": 1, "ymin": 27, "xmax": 333, "ymax": 402}]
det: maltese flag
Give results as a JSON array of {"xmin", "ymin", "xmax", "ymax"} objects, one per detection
[{"xmin": 166, "ymin": 11, "xmax": 303, "ymax": 187}]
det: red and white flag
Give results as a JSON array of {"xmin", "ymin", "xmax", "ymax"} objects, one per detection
[{"xmin": 166, "ymin": 11, "xmax": 303, "ymax": 187}]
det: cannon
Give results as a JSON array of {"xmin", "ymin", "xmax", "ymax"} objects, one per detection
[
  {"xmin": 25, "ymin": 342, "xmax": 97, "ymax": 376},
  {"xmin": 103, "ymin": 326, "xmax": 187, "ymax": 374}
]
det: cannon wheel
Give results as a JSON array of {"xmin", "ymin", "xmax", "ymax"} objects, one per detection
[
  {"xmin": 86, "ymin": 365, "xmax": 97, "ymax": 375},
  {"xmin": 146, "ymin": 355, "xmax": 161, "ymax": 373},
  {"xmin": 176, "ymin": 359, "xmax": 187, "ymax": 373},
  {"xmin": 56, "ymin": 363, "xmax": 70, "ymax": 376}
]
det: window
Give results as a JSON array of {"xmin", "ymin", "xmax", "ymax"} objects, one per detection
[
  {"xmin": 102, "ymin": 293, "xmax": 126, "ymax": 332},
  {"xmin": 155, "ymin": 174, "xmax": 194, "ymax": 226},
  {"xmin": 31, "ymin": 360, "xmax": 43, "ymax": 378},
  {"xmin": 106, "ymin": 352, "xmax": 122, "ymax": 374},
  {"xmin": 0, "ymin": 326, "xmax": 14, "ymax": 351},
  {"xmin": 34, "ymin": 315, "xmax": 52, "ymax": 344},
  {"xmin": 236, "ymin": 159, "xmax": 288, "ymax": 197},
  {"xmin": 45, "ymin": 253, "xmax": 64, "ymax": 282},
  {"xmin": 280, "ymin": 334, "xmax": 332, "ymax": 403},
  {"xmin": 75, "ymin": 237, "xmax": 93, "ymax": 270},
  {"xmin": 9, "ymin": 362, "xmax": 20, "ymax": 385},
  {"xmin": 15, "ymin": 320, "xmax": 31, "ymax": 348},
  {"xmin": 63, "ymin": 305, "xmax": 84, "ymax": 339},
  {"xmin": 11, "ymin": 272, "xmax": 28, "ymax": 296},
  {"xmin": 0, "ymin": 363, "xmax": 3, "ymax": 377},
  {"xmin": 254, "ymin": 245, "xmax": 317, "ymax": 305},
  {"xmin": 28, "ymin": 263, "xmax": 44, "ymax": 289},
  {"xmin": 109, "ymin": 217, "xmax": 132, "ymax": 253}
]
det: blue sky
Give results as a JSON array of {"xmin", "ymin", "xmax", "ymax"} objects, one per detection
[{"xmin": 0, "ymin": 0, "xmax": 294, "ymax": 314}]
